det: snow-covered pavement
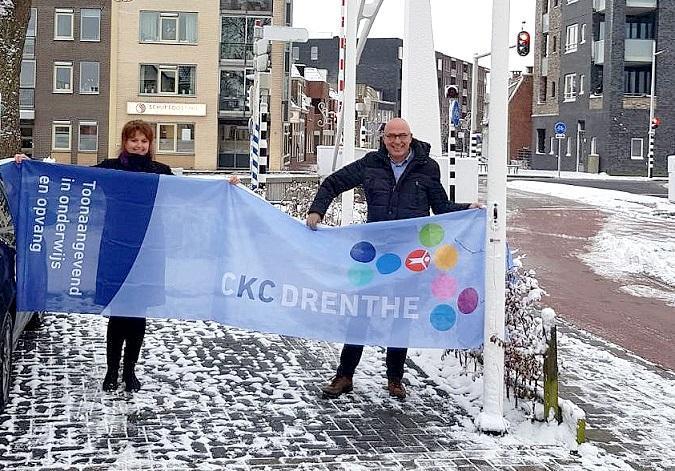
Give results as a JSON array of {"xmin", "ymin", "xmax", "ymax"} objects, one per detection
[{"xmin": 0, "ymin": 311, "xmax": 673, "ymax": 470}]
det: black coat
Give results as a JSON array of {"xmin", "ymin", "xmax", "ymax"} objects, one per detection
[
  {"xmin": 95, "ymin": 154, "xmax": 173, "ymax": 175},
  {"xmin": 308, "ymin": 138, "xmax": 469, "ymax": 222}
]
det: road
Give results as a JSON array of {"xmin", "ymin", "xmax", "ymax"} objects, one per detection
[
  {"xmin": 511, "ymin": 176, "xmax": 669, "ymax": 198},
  {"xmin": 506, "ymin": 187, "xmax": 675, "ymax": 371}
]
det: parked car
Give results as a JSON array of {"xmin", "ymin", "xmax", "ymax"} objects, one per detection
[{"xmin": 0, "ymin": 171, "xmax": 41, "ymax": 412}]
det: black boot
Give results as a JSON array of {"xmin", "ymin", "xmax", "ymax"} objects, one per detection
[
  {"xmin": 123, "ymin": 363, "xmax": 141, "ymax": 392},
  {"xmin": 102, "ymin": 369, "xmax": 118, "ymax": 391}
]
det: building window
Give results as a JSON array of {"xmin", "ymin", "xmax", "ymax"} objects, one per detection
[
  {"xmin": 437, "ymin": 58, "xmax": 442, "ymax": 71},
  {"xmin": 292, "ymin": 46, "xmax": 299, "ymax": 60},
  {"xmin": 52, "ymin": 121, "xmax": 72, "ymax": 151},
  {"xmin": 630, "ymin": 138, "xmax": 643, "ymax": 160},
  {"xmin": 53, "ymin": 62, "xmax": 73, "ymax": 93},
  {"xmin": 536, "ymin": 129, "xmax": 546, "ymax": 154},
  {"xmin": 78, "ymin": 121, "xmax": 98, "ymax": 152},
  {"xmin": 139, "ymin": 11, "xmax": 198, "ymax": 44},
  {"xmin": 590, "ymin": 136, "xmax": 598, "ymax": 155},
  {"xmin": 624, "ymin": 67, "xmax": 651, "ymax": 95},
  {"xmin": 54, "ymin": 9, "xmax": 74, "ymax": 40},
  {"xmin": 564, "ymin": 73, "xmax": 577, "ymax": 101},
  {"xmin": 310, "ymin": 46, "xmax": 318, "ymax": 61},
  {"xmin": 20, "ymin": 60, "xmax": 36, "ymax": 88},
  {"xmin": 539, "ymin": 77, "xmax": 547, "ymax": 103},
  {"xmin": 80, "ymin": 9, "xmax": 101, "ymax": 41},
  {"xmin": 565, "ymin": 24, "xmax": 578, "ymax": 53},
  {"xmin": 157, "ymin": 123, "xmax": 195, "ymax": 153},
  {"xmin": 219, "ymin": 69, "xmax": 253, "ymax": 112},
  {"xmin": 579, "ymin": 74, "xmax": 585, "ymax": 95},
  {"xmin": 79, "ymin": 61, "xmax": 100, "ymax": 94},
  {"xmin": 27, "ymin": 8, "xmax": 37, "ymax": 37},
  {"xmin": 221, "ymin": 0, "xmax": 272, "ymax": 12},
  {"xmin": 551, "ymin": 80, "xmax": 556, "ymax": 98},
  {"xmin": 625, "ymin": 16, "xmax": 655, "ymax": 40},
  {"xmin": 552, "ymin": 35, "xmax": 558, "ymax": 53},
  {"xmin": 220, "ymin": 16, "xmax": 270, "ymax": 60},
  {"xmin": 140, "ymin": 65, "xmax": 196, "ymax": 95},
  {"xmin": 580, "ymin": 24, "xmax": 586, "ymax": 44}
]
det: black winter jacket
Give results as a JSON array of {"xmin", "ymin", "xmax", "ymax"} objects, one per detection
[{"xmin": 308, "ymin": 138, "xmax": 469, "ymax": 222}]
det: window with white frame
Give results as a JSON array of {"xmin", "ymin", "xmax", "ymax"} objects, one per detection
[
  {"xmin": 80, "ymin": 9, "xmax": 101, "ymax": 41},
  {"xmin": 564, "ymin": 73, "xmax": 577, "ymax": 101},
  {"xmin": 590, "ymin": 136, "xmax": 598, "ymax": 155},
  {"xmin": 140, "ymin": 64, "xmax": 196, "ymax": 95},
  {"xmin": 310, "ymin": 46, "xmax": 318, "ymax": 61},
  {"xmin": 579, "ymin": 74, "xmax": 585, "ymax": 95},
  {"xmin": 580, "ymin": 24, "xmax": 587, "ymax": 44},
  {"xmin": 157, "ymin": 123, "xmax": 195, "ymax": 153},
  {"xmin": 139, "ymin": 11, "xmax": 198, "ymax": 44},
  {"xmin": 78, "ymin": 121, "xmax": 98, "ymax": 151},
  {"xmin": 630, "ymin": 138, "xmax": 644, "ymax": 159},
  {"xmin": 52, "ymin": 121, "xmax": 72, "ymax": 150},
  {"xmin": 53, "ymin": 62, "xmax": 73, "ymax": 93},
  {"xmin": 565, "ymin": 24, "xmax": 578, "ymax": 53},
  {"xmin": 54, "ymin": 9, "xmax": 74, "ymax": 40},
  {"xmin": 79, "ymin": 61, "xmax": 99, "ymax": 93}
]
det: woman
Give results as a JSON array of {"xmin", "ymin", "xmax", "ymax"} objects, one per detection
[{"xmin": 17, "ymin": 119, "xmax": 240, "ymax": 393}]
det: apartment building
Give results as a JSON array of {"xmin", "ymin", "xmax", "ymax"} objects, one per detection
[
  {"xmin": 532, "ymin": 0, "xmax": 669, "ymax": 175},
  {"xmin": 109, "ymin": 0, "xmax": 220, "ymax": 169},
  {"xmin": 20, "ymin": 2, "xmax": 111, "ymax": 164}
]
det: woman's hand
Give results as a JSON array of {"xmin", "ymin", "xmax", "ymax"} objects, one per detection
[
  {"xmin": 14, "ymin": 153, "xmax": 30, "ymax": 164},
  {"xmin": 227, "ymin": 175, "xmax": 240, "ymax": 185}
]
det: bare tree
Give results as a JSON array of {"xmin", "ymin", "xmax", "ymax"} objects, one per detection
[{"xmin": 0, "ymin": 0, "xmax": 31, "ymax": 157}]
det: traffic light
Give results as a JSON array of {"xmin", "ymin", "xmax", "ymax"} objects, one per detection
[
  {"xmin": 651, "ymin": 117, "xmax": 661, "ymax": 129},
  {"xmin": 517, "ymin": 30, "xmax": 531, "ymax": 57}
]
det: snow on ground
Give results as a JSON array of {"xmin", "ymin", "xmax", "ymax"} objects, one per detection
[
  {"xmin": 507, "ymin": 180, "xmax": 675, "ymax": 306},
  {"xmin": 516, "ymin": 169, "xmax": 670, "ymax": 182}
]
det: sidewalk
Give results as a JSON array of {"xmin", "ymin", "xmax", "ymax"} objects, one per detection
[{"xmin": 0, "ymin": 314, "xmax": 584, "ymax": 470}]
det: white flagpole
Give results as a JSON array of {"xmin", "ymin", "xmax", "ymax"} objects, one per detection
[
  {"xmin": 340, "ymin": 0, "xmax": 358, "ymax": 226},
  {"xmin": 475, "ymin": 0, "xmax": 509, "ymax": 434}
]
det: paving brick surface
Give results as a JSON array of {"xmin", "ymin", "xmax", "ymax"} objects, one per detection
[{"xmin": 0, "ymin": 314, "xmax": 587, "ymax": 470}]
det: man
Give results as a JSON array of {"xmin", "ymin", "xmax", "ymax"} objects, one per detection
[{"xmin": 306, "ymin": 118, "xmax": 480, "ymax": 399}]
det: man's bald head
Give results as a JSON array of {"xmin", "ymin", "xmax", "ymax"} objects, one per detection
[{"xmin": 383, "ymin": 118, "xmax": 413, "ymax": 162}]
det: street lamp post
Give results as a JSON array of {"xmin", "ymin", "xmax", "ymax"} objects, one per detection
[{"xmin": 647, "ymin": 42, "xmax": 664, "ymax": 179}]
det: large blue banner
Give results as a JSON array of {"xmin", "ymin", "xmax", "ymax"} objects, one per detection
[{"xmin": 0, "ymin": 161, "xmax": 486, "ymax": 349}]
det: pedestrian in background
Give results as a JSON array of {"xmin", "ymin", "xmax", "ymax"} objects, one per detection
[{"xmin": 306, "ymin": 117, "xmax": 481, "ymax": 400}]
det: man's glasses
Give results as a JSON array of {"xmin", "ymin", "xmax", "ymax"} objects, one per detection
[{"xmin": 384, "ymin": 133, "xmax": 411, "ymax": 141}]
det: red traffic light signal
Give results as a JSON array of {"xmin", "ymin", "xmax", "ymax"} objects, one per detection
[
  {"xmin": 651, "ymin": 117, "xmax": 661, "ymax": 129},
  {"xmin": 517, "ymin": 31, "xmax": 530, "ymax": 57}
]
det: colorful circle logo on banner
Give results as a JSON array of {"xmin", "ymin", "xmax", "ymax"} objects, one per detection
[
  {"xmin": 430, "ymin": 304, "xmax": 457, "ymax": 331},
  {"xmin": 457, "ymin": 287, "xmax": 479, "ymax": 314},
  {"xmin": 405, "ymin": 249, "xmax": 431, "ymax": 272},
  {"xmin": 433, "ymin": 244, "xmax": 459, "ymax": 271},
  {"xmin": 348, "ymin": 266, "xmax": 374, "ymax": 287},
  {"xmin": 431, "ymin": 274, "xmax": 458, "ymax": 300},
  {"xmin": 419, "ymin": 223, "xmax": 445, "ymax": 247},
  {"xmin": 376, "ymin": 253, "xmax": 402, "ymax": 275},
  {"xmin": 350, "ymin": 241, "xmax": 376, "ymax": 263}
]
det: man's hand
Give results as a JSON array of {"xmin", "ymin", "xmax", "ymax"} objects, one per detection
[
  {"xmin": 306, "ymin": 212, "xmax": 322, "ymax": 230},
  {"xmin": 468, "ymin": 202, "xmax": 485, "ymax": 209},
  {"xmin": 227, "ymin": 175, "xmax": 240, "ymax": 185}
]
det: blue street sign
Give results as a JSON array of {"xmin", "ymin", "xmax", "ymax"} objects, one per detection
[
  {"xmin": 451, "ymin": 100, "xmax": 461, "ymax": 127},
  {"xmin": 554, "ymin": 121, "xmax": 567, "ymax": 134}
]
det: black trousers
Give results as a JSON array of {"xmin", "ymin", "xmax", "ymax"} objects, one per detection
[
  {"xmin": 106, "ymin": 316, "xmax": 146, "ymax": 370},
  {"xmin": 336, "ymin": 344, "xmax": 408, "ymax": 380}
]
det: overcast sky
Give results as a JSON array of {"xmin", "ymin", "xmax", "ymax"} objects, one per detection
[{"xmin": 292, "ymin": 0, "xmax": 536, "ymax": 71}]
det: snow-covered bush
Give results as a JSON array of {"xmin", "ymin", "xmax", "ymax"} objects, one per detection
[{"xmin": 445, "ymin": 253, "xmax": 554, "ymax": 404}]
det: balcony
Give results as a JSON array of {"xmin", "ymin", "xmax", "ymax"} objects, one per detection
[
  {"xmin": 542, "ymin": 13, "xmax": 549, "ymax": 33},
  {"xmin": 625, "ymin": 39, "xmax": 654, "ymax": 65},
  {"xmin": 593, "ymin": 0, "xmax": 605, "ymax": 12},
  {"xmin": 592, "ymin": 40, "xmax": 605, "ymax": 64},
  {"xmin": 626, "ymin": 0, "xmax": 657, "ymax": 14}
]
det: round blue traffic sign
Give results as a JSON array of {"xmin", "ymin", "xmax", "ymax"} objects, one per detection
[
  {"xmin": 451, "ymin": 100, "xmax": 461, "ymax": 127},
  {"xmin": 554, "ymin": 121, "xmax": 567, "ymax": 134}
]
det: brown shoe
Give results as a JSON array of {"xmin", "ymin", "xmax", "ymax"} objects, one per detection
[
  {"xmin": 322, "ymin": 376, "xmax": 353, "ymax": 398},
  {"xmin": 388, "ymin": 379, "xmax": 407, "ymax": 399}
]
